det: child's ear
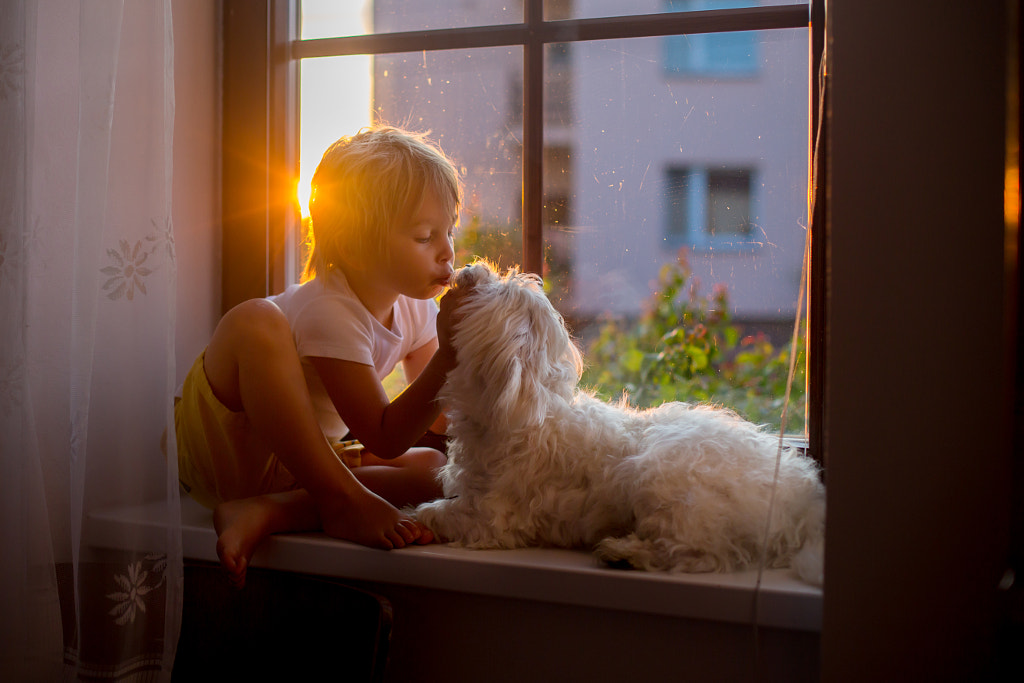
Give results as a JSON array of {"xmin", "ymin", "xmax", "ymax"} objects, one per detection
[{"xmin": 335, "ymin": 249, "xmax": 371, "ymax": 274}]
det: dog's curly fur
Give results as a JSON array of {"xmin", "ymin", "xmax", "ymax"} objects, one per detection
[{"xmin": 415, "ymin": 261, "xmax": 825, "ymax": 584}]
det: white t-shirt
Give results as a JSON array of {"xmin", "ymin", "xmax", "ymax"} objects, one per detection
[{"xmin": 268, "ymin": 269, "xmax": 439, "ymax": 440}]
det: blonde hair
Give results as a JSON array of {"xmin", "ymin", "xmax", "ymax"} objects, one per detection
[{"xmin": 304, "ymin": 125, "xmax": 461, "ymax": 280}]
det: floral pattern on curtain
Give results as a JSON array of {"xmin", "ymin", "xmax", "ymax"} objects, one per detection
[{"xmin": 0, "ymin": 1, "xmax": 183, "ymax": 680}]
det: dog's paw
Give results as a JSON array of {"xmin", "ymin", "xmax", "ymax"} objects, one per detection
[
  {"xmin": 594, "ymin": 534, "xmax": 652, "ymax": 570},
  {"xmin": 411, "ymin": 499, "xmax": 456, "ymax": 543}
]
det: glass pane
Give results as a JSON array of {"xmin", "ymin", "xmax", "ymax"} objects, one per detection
[
  {"xmin": 553, "ymin": 0, "xmax": 806, "ymax": 21},
  {"xmin": 298, "ymin": 45, "xmax": 524, "ymax": 264},
  {"xmin": 375, "ymin": 48, "xmax": 526, "ymax": 269},
  {"xmin": 544, "ymin": 29, "xmax": 810, "ymax": 434},
  {"xmin": 301, "ymin": 0, "xmax": 522, "ymax": 40}
]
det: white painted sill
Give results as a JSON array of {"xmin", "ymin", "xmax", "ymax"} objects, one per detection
[{"xmin": 88, "ymin": 496, "xmax": 822, "ymax": 633}]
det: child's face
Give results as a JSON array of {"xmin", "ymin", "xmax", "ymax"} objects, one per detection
[{"xmin": 379, "ymin": 186, "xmax": 456, "ymax": 300}]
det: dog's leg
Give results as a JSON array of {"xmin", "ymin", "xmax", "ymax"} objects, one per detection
[
  {"xmin": 593, "ymin": 534, "xmax": 654, "ymax": 569},
  {"xmin": 411, "ymin": 497, "xmax": 464, "ymax": 544},
  {"xmin": 413, "ymin": 496, "xmax": 504, "ymax": 546},
  {"xmin": 414, "ymin": 495, "xmax": 528, "ymax": 549},
  {"xmin": 595, "ymin": 534, "xmax": 724, "ymax": 573}
]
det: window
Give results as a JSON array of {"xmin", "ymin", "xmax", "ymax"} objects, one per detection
[
  {"xmin": 223, "ymin": 0, "xmax": 819, "ymax": 443},
  {"xmin": 708, "ymin": 169, "xmax": 753, "ymax": 236},
  {"xmin": 666, "ymin": 166, "xmax": 755, "ymax": 247},
  {"xmin": 664, "ymin": 0, "xmax": 759, "ymax": 77}
]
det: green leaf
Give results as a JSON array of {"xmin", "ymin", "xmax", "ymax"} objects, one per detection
[
  {"xmin": 687, "ymin": 345, "xmax": 709, "ymax": 371},
  {"xmin": 725, "ymin": 326, "xmax": 740, "ymax": 348},
  {"xmin": 622, "ymin": 349, "xmax": 644, "ymax": 373}
]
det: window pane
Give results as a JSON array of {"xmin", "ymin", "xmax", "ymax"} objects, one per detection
[
  {"xmin": 544, "ymin": 29, "xmax": 810, "ymax": 434},
  {"xmin": 376, "ymin": 47, "xmax": 525, "ymax": 269},
  {"xmin": 301, "ymin": 0, "xmax": 522, "ymax": 40},
  {"xmin": 554, "ymin": 0, "xmax": 805, "ymax": 21},
  {"xmin": 298, "ymin": 46, "xmax": 525, "ymax": 266}
]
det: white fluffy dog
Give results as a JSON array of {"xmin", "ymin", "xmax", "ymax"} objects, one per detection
[{"xmin": 415, "ymin": 262, "xmax": 825, "ymax": 585}]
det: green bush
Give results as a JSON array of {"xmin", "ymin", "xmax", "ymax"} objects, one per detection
[
  {"xmin": 455, "ymin": 216, "xmax": 521, "ymax": 271},
  {"xmin": 582, "ymin": 250, "xmax": 806, "ymax": 434}
]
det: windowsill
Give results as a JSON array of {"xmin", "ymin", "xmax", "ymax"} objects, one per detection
[{"xmin": 88, "ymin": 496, "xmax": 822, "ymax": 632}]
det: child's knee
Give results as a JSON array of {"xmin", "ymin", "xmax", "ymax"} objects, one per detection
[
  {"xmin": 358, "ymin": 447, "xmax": 445, "ymax": 470},
  {"xmin": 414, "ymin": 447, "xmax": 447, "ymax": 470},
  {"xmin": 220, "ymin": 299, "xmax": 292, "ymax": 350}
]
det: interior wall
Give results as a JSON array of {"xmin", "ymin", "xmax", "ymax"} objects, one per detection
[
  {"xmin": 821, "ymin": 1, "xmax": 1016, "ymax": 681},
  {"xmin": 172, "ymin": 0, "xmax": 220, "ymax": 380}
]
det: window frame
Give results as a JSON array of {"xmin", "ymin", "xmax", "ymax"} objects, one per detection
[
  {"xmin": 220, "ymin": 0, "xmax": 826, "ymax": 462},
  {"xmin": 221, "ymin": 0, "xmax": 300, "ymax": 310}
]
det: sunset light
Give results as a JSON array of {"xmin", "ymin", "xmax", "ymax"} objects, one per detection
[{"xmin": 298, "ymin": 1, "xmax": 373, "ymax": 217}]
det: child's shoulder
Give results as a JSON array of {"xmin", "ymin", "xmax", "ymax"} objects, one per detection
[
  {"xmin": 274, "ymin": 273, "xmax": 370, "ymax": 327},
  {"xmin": 272, "ymin": 271, "xmax": 349, "ymax": 304}
]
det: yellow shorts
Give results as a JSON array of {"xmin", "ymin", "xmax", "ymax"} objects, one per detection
[{"xmin": 175, "ymin": 351, "xmax": 297, "ymax": 509}]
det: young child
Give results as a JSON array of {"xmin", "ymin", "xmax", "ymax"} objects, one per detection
[{"xmin": 175, "ymin": 126, "xmax": 466, "ymax": 587}]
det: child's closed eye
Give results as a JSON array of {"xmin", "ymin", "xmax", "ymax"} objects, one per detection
[{"xmin": 416, "ymin": 228, "xmax": 455, "ymax": 244}]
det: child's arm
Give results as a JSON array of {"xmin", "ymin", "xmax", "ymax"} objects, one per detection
[
  {"xmin": 401, "ymin": 339, "xmax": 448, "ymax": 436},
  {"xmin": 311, "ymin": 350, "xmax": 451, "ymax": 459},
  {"xmin": 311, "ymin": 287, "xmax": 465, "ymax": 459}
]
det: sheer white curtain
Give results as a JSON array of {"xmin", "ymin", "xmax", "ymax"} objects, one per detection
[{"xmin": 1, "ymin": 0, "xmax": 183, "ymax": 680}]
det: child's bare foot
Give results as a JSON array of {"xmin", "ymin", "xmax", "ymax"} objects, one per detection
[
  {"xmin": 213, "ymin": 498, "xmax": 271, "ymax": 588},
  {"xmin": 317, "ymin": 487, "xmax": 428, "ymax": 549},
  {"xmin": 413, "ymin": 524, "xmax": 435, "ymax": 544},
  {"xmin": 212, "ymin": 488, "xmax": 435, "ymax": 589}
]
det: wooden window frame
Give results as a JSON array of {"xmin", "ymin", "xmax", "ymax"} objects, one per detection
[{"xmin": 221, "ymin": 0, "xmax": 299, "ymax": 311}]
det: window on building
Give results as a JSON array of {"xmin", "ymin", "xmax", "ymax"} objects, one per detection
[
  {"xmin": 664, "ymin": 0, "xmax": 759, "ymax": 77},
  {"xmin": 707, "ymin": 168, "xmax": 753, "ymax": 236},
  {"xmin": 228, "ymin": 0, "xmax": 816, "ymax": 440},
  {"xmin": 666, "ymin": 166, "xmax": 755, "ymax": 247}
]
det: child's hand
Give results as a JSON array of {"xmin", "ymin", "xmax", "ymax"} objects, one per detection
[{"xmin": 436, "ymin": 279, "xmax": 475, "ymax": 361}]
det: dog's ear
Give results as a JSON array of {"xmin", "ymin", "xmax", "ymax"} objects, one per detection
[
  {"xmin": 450, "ymin": 270, "xmax": 582, "ymax": 430},
  {"xmin": 453, "ymin": 296, "xmax": 536, "ymax": 427}
]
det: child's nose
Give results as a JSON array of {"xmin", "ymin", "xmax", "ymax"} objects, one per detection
[{"xmin": 439, "ymin": 234, "xmax": 454, "ymax": 262}]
